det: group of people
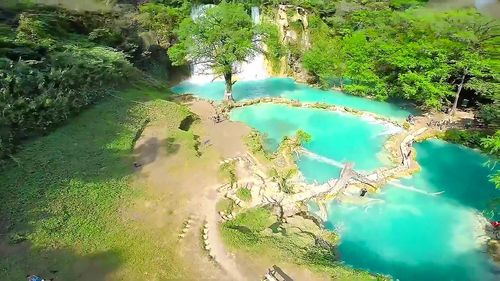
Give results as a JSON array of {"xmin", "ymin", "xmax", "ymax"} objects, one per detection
[
  {"xmin": 211, "ymin": 114, "xmax": 224, "ymax": 124},
  {"xmin": 406, "ymin": 114, "xmax": 415, "ymax": 125},
  {"xmin": 427, "ymin": 119, "xmax": 452, "ymax": 130}
]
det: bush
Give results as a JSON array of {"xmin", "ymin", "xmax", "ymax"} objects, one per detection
[
  {"xmin": 246, "ymin": 130, "xmax": 267, "ymax": 155},
  {"xmin": 236, "ymin": 187, "xmax": 252, "ymax": 202},
  {"xmin": 442, "ymin": 129, "xmax": 486, "ymax": 149},
  {"xmin": 478, "ymin": 103, "xmax": 500, "ymax": 127},
  {"xmin": 224, "ymin": 207, "xmax": 274, "ymax": 233},
  {"xmin": 219, "ymin": 160, "xmax": 237, "ymax": 186},
  {"xmin": 0, "ymin": 44, "xmax": 135, "ymax": 158},
  {"xmin": 216, "ymin": 198, "xmax": 236, "ymax": 214}
]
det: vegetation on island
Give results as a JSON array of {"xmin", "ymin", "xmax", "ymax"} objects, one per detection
[
  {"xmin": 236, "ymin": 187, "xmax": 252, "ymax": 202},
  {"xmin": 221, "ymin": 207, "xmax": 386, "ymax": 280}
]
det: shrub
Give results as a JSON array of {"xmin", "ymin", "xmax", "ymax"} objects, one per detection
[
  {"xmin": 442, "ymin": 129, "xmax": 486, "ymax": 149},
  {"xmin": 219, "ymin": 160, "xmax": 237, "ymax": 186},
  {"xmin": 236, "ymin": 187, "xmax": 252, "ymax": 202},
  {"xmin": 224, "ymin": 207, "xmax": 274, "ymax": 233},
  {"xmin": 0, "ymin": 46, "xmax": 135, "ymax": 158},
  {"xmin": 478, "ymin": 103, "xmax": 500, "ymax": 127},
  {"xmin": 88, "ymin": 28, "xmax": 122, "ymax": 46},
  {"xmin": 216, "ymin": 198, "xmax": 236, "ymax": 214}
]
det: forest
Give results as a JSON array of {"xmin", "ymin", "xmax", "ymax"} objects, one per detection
[{"xmin": 1, "ymin": 0, "xmax": 498, "ymax": 183}]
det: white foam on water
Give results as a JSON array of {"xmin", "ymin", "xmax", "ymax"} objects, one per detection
[
  {"xmin": 189, "ymin": 4, "xmax": 218, "ymax": 84},
  {"xmin": 236, "ymin": 7, "xmax": 269, "ymax": 81}
]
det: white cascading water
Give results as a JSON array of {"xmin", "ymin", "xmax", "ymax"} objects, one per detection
[
  {"xmin": 189, "ymin": 4, "xmax": 217, "ymax": 84},
  {"xmin": 188, "ymin": 5, "xmax": 268, "ymax": 84},
  {"xmin": 236, "ymin": 7, "xmax": 269, "ymax": 81}
]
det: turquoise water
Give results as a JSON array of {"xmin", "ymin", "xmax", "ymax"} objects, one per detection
[
  {"xmin": 231, "ymin": 104, "xmax": 499, "ymax": 281},
  {"xmin": 325, "ymin": 140, "xmax": 499, "ymax": 281},
  {"xmin": 173, "ymin": 78, "xmax": 499, "ymax": 280},
  {"xmin": 230, "ymin": 104, "xmax": 395, "ymax": 182},
  {"xmin": 173, "ymin": 78, "xmax": 415, "ymax": 119}
]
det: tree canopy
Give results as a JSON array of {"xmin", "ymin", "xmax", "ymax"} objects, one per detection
[
  {"xmin": 168, "ymin": 1, "xmax": 259, "ymax": 100},
  {"xmin": 302, "ymin": 5, "xmax": 499, "ymax": 112}
]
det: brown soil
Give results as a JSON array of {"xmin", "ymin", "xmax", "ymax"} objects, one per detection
[{"xmin": 128, "ymin": 98, "xmax": 328, "ymax": 280}]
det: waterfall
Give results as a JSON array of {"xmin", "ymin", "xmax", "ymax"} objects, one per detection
[
  {"xmin": 189, "ymin": 4, "xmax": 217, "ymax": 84},
  {"xmin": 188, "ymin": 5, "xmax": 268, "ymax": 84},
  {"xmin": 236, "ymin": 7, "xmax": 269, "ymax": 81}
]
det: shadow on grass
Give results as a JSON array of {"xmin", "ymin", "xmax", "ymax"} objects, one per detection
[
  {"xmin": 0, "ymin": 87, "xmax": 186, "ymax": 280},
  {"xmin": 1, "ymin": 240, "xmax": 122, "ymax": 281}
]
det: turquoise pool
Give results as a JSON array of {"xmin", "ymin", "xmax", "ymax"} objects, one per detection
[
  {"xmin": 172, "ymin": 78, "xmax": 415, "ymax": 120},
  {"xmin": 173, "ymin": 79, "xmax": 499, "ymax": 280}
]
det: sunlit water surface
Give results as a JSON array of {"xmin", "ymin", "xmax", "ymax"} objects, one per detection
[
  {"xmin": 174, "ymin": 79, "xmax": 499, "ymax": 280},
  {"xmin": 172, "ymin": 78, "xmax": 415, "ymax": 120}
]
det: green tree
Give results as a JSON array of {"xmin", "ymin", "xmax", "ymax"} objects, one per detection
[
  {"xmin": 168, "ymin": 2, "xmax": 259, "ymax": 101},
  {"xmin": 413, "ymin": 9, "xmax": 499, "ymax": 114},
  {"xmin": 137, "ymin": 2, "xmax": 190, "ymax": 48},
  {"xmin": 481, "ymin": 131, "xmax": 500, "ymax": 189},
  {"xmin": 303, "ymin": 36, "xmax": 348, "ymax": 89}
]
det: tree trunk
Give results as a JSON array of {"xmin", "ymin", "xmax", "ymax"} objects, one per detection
[
  {"xmin": 224, "ymin": 72, "xmax": 234, "ymax": 101},
  {"xmin": 451, "ymin": 73, "xmax": 466, "ymax": 116},
  {"xmin": 339, "ymin": 77, "xmax": 344, "ymax": 90}
]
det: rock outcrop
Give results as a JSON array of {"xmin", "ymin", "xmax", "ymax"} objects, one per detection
[{"xmin": 274, "ymin": 5, "xmax": 313, "ymax": 82}]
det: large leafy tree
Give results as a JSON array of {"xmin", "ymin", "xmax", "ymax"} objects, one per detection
[
  {"xmin": 137, "ymin": 2, "xmax": 190, "ymax": 49},
  {"xmin": 431, "ymin": 9, "xmax": 500, "ymax": 115},
  {"xmin": 482, "ymin": 131, "xmax": 500, "ymax": 189},
  {"xmin": 168, "ymin": 1, "xmax": 258, "ymax": 101}
]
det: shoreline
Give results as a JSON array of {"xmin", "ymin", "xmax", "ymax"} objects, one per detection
[{"xmin": 175, "ymin": 93, "xmax": 498, "ymax": 276}]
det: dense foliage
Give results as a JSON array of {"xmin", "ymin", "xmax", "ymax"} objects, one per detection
[
  {"xmin": 481, "ymin": 131, "xmax": 500, "ymax": 188},
  {"xmin": 0, "ymin": 8, "xmax": 134, "ymax": 158},
  {"xmin": 0, "ymin": 1, "xmax": 192, "ymax": 159},
  {"xmin": 302, "ymin": 3, "xmax": 499, "ymax": 113},
  {"xmin": 168, "ymin": 1, "xmax": 261, "ymax": 100}
]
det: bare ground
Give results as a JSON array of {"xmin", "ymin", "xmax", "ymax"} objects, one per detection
[{"xmin": 127, "ymin": 98, "xmax": 329, "ymax": 280}]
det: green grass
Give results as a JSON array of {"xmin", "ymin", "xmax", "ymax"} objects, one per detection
[
  {"xmin": 216, "ymin": 198, "xmax": 235, "ymax": 214},
  {"xmin": 221, "ymin": 208, "xmax": 385, "ymax": 281},
  {"xmin": 218, "ymin": 160, "xmax": 237, "ymax": 186},
  {"xmin": 0, "ymin": 86, "xmax": 190, "ymax": 280},
  {"xmin": 236, "ymin": 187, "xmax": 252, "ymax": 202}
]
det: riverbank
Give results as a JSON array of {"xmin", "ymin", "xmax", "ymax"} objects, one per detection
[
  {"xmin": 181, "ymin": 98, "xmax": 383, "ymax": 280},
  {"xmin": 208, "ymin": 94, "xmax": 500, "ymax": 272}
]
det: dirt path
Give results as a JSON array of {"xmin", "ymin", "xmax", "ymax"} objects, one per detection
[
  {"xmin": 129, "ymin": 99, "xmax": 251, "ymax": 280},
  {"xmin": 129, "ymin": 98, "xmax": 331, "ymax": 280}
]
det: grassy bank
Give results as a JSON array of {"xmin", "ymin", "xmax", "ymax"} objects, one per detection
[
  {"xmin": 220, "ymin": 207, "xmax": 386, "ymax": 281},
  {"xmin": 0, "ymin": 86, "xmax": 191, "ymax": 280}
]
